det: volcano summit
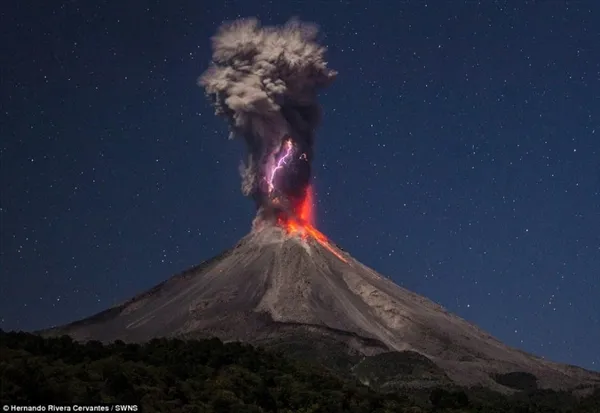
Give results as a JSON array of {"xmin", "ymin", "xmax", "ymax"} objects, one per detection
[{"xmin": 41, "ymin": 18, "xmax": 599, "ymax": 394}]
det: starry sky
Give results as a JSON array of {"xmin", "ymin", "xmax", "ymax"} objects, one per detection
[{"xmin": 2, "ymin": 1, "xmax": 599, "ymax": 371}]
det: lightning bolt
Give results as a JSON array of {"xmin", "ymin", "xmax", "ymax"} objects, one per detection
[{"xmin": 267, "ymin": 140, "xmax": 294, "ymax": 193}]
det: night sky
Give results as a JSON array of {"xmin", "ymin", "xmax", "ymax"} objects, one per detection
[{"xmin": 2, "ymin": 2, "xmax": 598, "ymax": 371}]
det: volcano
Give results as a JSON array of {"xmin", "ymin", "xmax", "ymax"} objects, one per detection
[
  {"xmin": 39, "ymin": 18, "xmax": 599, "ymax": 394},
  {"xmin": 42, "ymin": 214, "xmax": 600, "ymax": 393}
]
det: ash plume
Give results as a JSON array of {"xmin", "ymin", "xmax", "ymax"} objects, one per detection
[{"xmin": 199, "ymin": 18, "xmax": 336, "ymax": 219}]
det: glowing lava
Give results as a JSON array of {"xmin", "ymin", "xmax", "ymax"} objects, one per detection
[
  {"xmin": 277, "ymin": 185, "xmax": 347, "ymax": 263},
  {"xmin": 299, "ymin": 184, "xmax": 315, "ymax": 225}
]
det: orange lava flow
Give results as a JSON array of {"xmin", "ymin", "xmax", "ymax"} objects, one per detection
[
  {"xmin": 277, "ymin": 185, "xmax": 347, "ymax": 263},
  {"xmin": 299, "ymin": 185, "xmax": 315, "ymax": 225}
]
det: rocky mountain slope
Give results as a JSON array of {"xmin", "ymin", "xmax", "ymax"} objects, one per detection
[{"xmin": 41, "ymin": 225, "xmax": 600, "ymax": 393}]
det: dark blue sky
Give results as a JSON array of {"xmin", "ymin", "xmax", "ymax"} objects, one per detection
[{"xmin": 1, "ymin": 1, "xmax": 598, "ymax": 371}]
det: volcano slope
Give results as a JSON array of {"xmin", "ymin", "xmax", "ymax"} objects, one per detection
[{"xmin": 41, "ymin": 225, "xmax": 600, "ymax": 393}]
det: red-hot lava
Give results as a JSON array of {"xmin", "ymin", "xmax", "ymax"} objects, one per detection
[{"xmin": 276, "ymin": 185, "xmax": 347, "ymax": 263}]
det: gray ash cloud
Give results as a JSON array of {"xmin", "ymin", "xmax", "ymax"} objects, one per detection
[{"xmin": 199, "ymin": 18, "xmax": 336, "ymax": 212}]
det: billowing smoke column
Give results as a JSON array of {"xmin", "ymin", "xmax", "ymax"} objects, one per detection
[{"xmin": 199, "ymin": 18, "xmax": 336, "ymax": 225}]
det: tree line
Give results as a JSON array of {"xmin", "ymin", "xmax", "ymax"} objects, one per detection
[{"xmin": 1, "ymin": 330, "xmax": 599, "ymax": 412}]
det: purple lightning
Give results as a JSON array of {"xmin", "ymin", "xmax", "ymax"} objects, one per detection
[{"xmin": 267, "ymin": 140, "xmax": 294, "ymax": 193}]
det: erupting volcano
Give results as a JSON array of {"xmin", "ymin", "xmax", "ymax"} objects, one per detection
[
  {"xmin": 196, "ymin": 18, "xmax": 345, "ymax": 262},
  {"xmin": 40, "ymin": 18, "xmax": 600, "ymax": 394}
]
